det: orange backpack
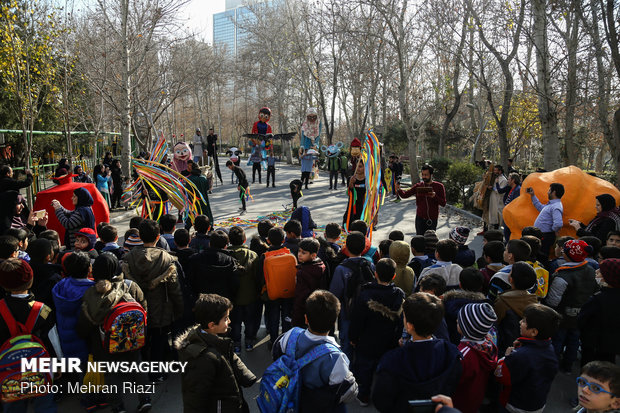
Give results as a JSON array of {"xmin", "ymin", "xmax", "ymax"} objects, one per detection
[{"xmin": 263, "ymin": 247, "xmax": 297, "ymax": 300}]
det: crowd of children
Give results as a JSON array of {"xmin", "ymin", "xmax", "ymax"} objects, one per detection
[{"xmin": 1, "ymin": 200, "xmax": 620, "ymax": 413}]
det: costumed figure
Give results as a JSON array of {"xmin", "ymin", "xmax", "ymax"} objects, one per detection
[
  {"xmin": 348, "ymin": 137, "xmax": 362, "ymax": 179},
  {"xmin": 300, "ymin": 108, "xmax": 321, "ymax": 150},
  {"xmin": 487, "ymin": 165, "xmax": 508, "ymax": 230},
  {"xmin": 226, "ymin": 146, "xmax": 243, "ymax": 184},
  {"xmin": 185, "ymin": 163, "xmax": 214, "ymax": 229},
  {"xmin": 342, "ymin": 131, "xmax": 385, "ymax": 236},
  {"xmin": 33, "ymin": 173, "xmax": 109, "ymax": 247},
  {"xmin": 248, "ymin": 136, "xmax": 266, "ymax": 183},
  {"xmin": 124, "ymin": 133, "xmax": 207, "ymax": 224},
  {"xmin": 472, "ymin": 161, "xmax": 495, "ymax": 234},
  {"xmin": 171, "ymin": 142, "xmax": 192, "ymax": 174},
  {"xmin": 321, "ymin": 142, "xmax": 344, "ymax": 190}
]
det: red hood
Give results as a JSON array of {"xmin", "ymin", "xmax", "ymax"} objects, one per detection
[{"xmin": 341, "ymin": 236, "xmax": 371, "ymax": 257}]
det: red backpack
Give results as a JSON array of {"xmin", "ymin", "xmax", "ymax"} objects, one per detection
[{"xmin": 0, "ymin": 300, "xmax": 53, "ymax": 402}]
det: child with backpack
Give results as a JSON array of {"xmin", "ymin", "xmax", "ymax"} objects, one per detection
[
  {"xmin": 283, "ymin": 219, "xmax": 302, "ymax": 257},
  {"xmin": 488, "ymin": 239, "xmax": 531, "ymax": 301},
  {"xmin": 329, "ymin": 231, "xmax": 376, "ymax": 358},
  {"xmin": 261, "ymin": 289, "xmax": 358, "ymax": 413},
  {"xmin": 292, "ymin": 238, "xmax": 327, "ymax": 328},
  {"xmin": 479, "ymin": 240, "xmax": 506, "ymax": 294},
  {"xmin": 0, "ymin": 258, "xmax": 60, "ymax": 413},
  {"xmin": 521, "ymin": 235, "xmax": 550, "ymax": 298},
  {"xmin": 349, "ymin": 258, "xmax": 405, "ymax": 406},
  {"xmin": 257, "ymin": 227, "xmax": 298, "ymax": 346},
  {"xmin": 175, "ymin": 294, "xmax": 257, "ymax": 413},
  {"xmin": 76, "ymin": 252, "xmax": 151, "ymax": 413}
]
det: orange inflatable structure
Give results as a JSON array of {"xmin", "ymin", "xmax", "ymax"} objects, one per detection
[{"xmin": 503, "ymin": 166, "xmax": 620, "ymax": 239}]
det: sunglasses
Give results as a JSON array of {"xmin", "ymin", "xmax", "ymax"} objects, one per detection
[{"xmin": 576, "ymin": 377, "xmax": 618, "ymax": 397}]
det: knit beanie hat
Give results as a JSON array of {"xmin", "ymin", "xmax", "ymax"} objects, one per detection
[
  {"xmin": 599, "ymin": 258, "xmax": 620, "ymax": 288},
  {"xmin": 424, "ymin": 230, "xmax": 438, "ymax": 255},
  {"xmin": 74, "ymin": 228, "xmax": 97, "ymax": 251},
  {"xmin": 563, "ymin": 239, "xmax": 592, "ymax": 262},
  {"xmin": 0, "ymin": 258, "xmax": 34, "ymax": 291},
  {"xmin": 457, "ymin": 302, "xmax": 497, "ymax": 341},
  {"xmin": 123, "ymin": 233, "xmax": 143, "ymax": 252},
  {"xmin": 449, "ymin": 227, "xmax": 470, "ymax": 245}
]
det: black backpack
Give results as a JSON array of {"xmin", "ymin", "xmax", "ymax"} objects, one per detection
[{"xmin": 342, "ymin": 259, "xmax": 375, "ymax": 312}]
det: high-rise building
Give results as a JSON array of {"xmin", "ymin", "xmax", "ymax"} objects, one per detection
[{"xmin": 213, "ymin": 1, "xmax": 252, "ymax": 57}]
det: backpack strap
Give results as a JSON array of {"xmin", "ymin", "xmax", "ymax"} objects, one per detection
[
  {"xmin": 284, "ymin": 327, "xmax": 305, "ymax": 359},
  {"xmin": 297, "ymin": 343, "xmax": 340, "ymax": 369},
  {"xmin": 0, "ymin": 299, "xmax": 42, "ymax": 336}
]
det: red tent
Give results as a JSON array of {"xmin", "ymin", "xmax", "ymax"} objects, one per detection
[{"xmin": 33, "ymin": 175, "xmax": 110, "ymax": 246}]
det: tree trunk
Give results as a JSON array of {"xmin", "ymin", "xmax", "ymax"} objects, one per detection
[
  {"xmin": 532, "ymin": 0, "xmax": 561, "ymax": 171},
  {"xmin": 120, "ymin": 0, "xmax": 132, "ymax": 177},
  {"xmin": 564, "ymin": 0, "xmax": 580, "ymax": 165},
  {"xmin": 614, "ymin": 109, "xmax": 620, "ymax": 186}
]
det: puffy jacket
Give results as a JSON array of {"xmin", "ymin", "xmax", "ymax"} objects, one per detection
[
  {"xmin": 228, "ymin": 245, "xmax": 259, "ymax": 306},
  {"xmin": 349, "ymin": 283, "xmax": 404, "ymax": 358},
  {"xmin": 292, "ymin": 259, "xmax": 327, "ymax": 327},
  {"xmin": 174, "ymin": 326, "xmax": 257, "ymax": 413},
  {"xmin": 390, "ymin": 241, "xmax": 414, "ymax": 296},
  {"xmin": 122, "ymin": 246, "xmax": 183, "ymax": 328},
  {"xmin": 546, "ymin": 262, "xmax": 598, "ymax": 328},
  {"xmin": 187, "ymin": 248, "xmax": 241, "ymax": 302},
  {"xmin": 52, "ymin": 277, "xmax": 94, "ymax": 361},
  {"xmin": 453, "ymin": 337, "xmax": 498, "ymax": 413},
  {"xmin": 442, "ymin": 290, "xmax": 487, "ymax": 344}
]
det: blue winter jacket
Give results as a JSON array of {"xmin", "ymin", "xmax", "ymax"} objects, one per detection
[{"xmin": 52, "ymin": 277, "xmax": 94, "ymax": 362}]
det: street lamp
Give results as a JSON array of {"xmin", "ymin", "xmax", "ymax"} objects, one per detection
[{"xmin": 467, "ymin": 102, "xmax": 492, "ymax": 163}]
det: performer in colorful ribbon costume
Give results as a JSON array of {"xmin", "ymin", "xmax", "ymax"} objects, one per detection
[
  {"xmin": 342, "ymin": 131, "xmax": 385, "ymax": 238},
  {"xmin": 124, "ymin": 135, "xmax": 207, "ymax": 223},
  {"xmin": 301, "ymin": 107, "xmax": 321, "ymax": 150}
]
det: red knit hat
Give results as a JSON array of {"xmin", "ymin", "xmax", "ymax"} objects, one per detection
[
  {"xmin": 0, "ymin": 258, "xmax": 34, "ymax": 291},
  {"xmin": 563, "ymin": 239, "xmax": 592, "ymax": 262},
  {"xmin": 350, "ymin": 138, "xmax": 362, "ymax": 147},
  {"xmin": 600, "ymin": 258, "xmax": 620, "ymax": 288}
]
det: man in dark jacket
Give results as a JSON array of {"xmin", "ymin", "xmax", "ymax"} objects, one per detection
[
  {"xmin": 175, "ymin": 294, "xmax": 257, "ymax": 413},
  {"xmin": 371, "ymin": 292, "xmax": 462, "ymax": 413},
  {"xmin": 122, "ymin": 219, "xmax": 184, "ymax": 382},
  {"xmin": 187, "ymin": 230, "xmax": 241, "ymax": 302},
  {"xmin": 349, "ymin": 258, "xmax": 405, "ymax": 406},
  {"xmin": 0, "ymin": 165, "xmax": 33, "ymax": 193}
]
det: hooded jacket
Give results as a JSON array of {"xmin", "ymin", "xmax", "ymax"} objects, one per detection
[
  {"xmin": 122, "ymin": 246, "xmax": 183, "ymax": 328},
  {"xmin": 454, "ymin": 245, "xmax": 476, "ymax": 268},
  {"xmin": 453, "ymin": 336, "xmax": 498, "ymax": 413},
  {"xmin": 494, "ymin": 289, "xmax": 538, "ymax": 354},
  {"xmin": 52, "ymin": 276, "xmax": 95, "ymax": 361},
  {"xmin": 390, "ymin": 241, "xmax": 415, "ymax": 296},
  {"xmin": 187, "ymin": 248, "xmax": 241, "ymax": 302},
  {"xmin": 371, "ymin": 339, "xmax": 462, "ymax": 413},
  {"xmin": 419, "ymin": 262, "xmax": 463, "ymax": 290},
  {"xmin": 292, "ymin": 258, "xmax": 327, "ymax": 327},
  {"xmin": 77, "ymin": 278, "xmax": 146, "ymax": 361},
  {"xmin": 174, "ymin": 326, "xmax": 257, "ymax": 413},
  {"xmin": 442, "ymin": 290, "xmax": 488, "ymax": 344},
  {"xmin": 228, "ymin": 244, "xmax": 259, "ymax": 306},
  {"xmin": 349, "ymin": 283, "xmax": 405, "ymax": 358}
]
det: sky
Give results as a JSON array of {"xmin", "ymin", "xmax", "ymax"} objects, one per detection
[{"xmin": 180, "ymin": 0, "xmax": 226, "ymax": 44}]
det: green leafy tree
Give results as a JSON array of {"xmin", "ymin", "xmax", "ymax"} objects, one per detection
[{"xmin": 446, "ymin": 160, "xmax": 480, "ymax": 206}]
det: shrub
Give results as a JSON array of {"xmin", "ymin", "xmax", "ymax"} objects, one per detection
[
  {"xmin": 446, "ymin": 161, "xmax": 482, "ymax": 206},
  {"xmin": 429, "ymin": 157, "xmax": 453, "ymax": 182}
]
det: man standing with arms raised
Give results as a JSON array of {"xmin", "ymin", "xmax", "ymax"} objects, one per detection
[
  {"xmin": 396, "ymin": 164, "xmax": 447, "ymax": 235},
  {"xmin": 526, "ymin": 183, "xmax": 565, "ymax": 259}
]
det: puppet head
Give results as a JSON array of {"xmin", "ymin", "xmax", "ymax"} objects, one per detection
[
  {"xmin": 173, "ymin": 142, "xmax": 191, "ymax": 161},
  {"xmin": 258, "ymin": 107, "xmax": 271, "ymax": 123},
  {"xmin": 350, "ymin": 137, "xmax": 362, "ymax": 157},
  {"xmin": 321, "ymin": 142, "xmax": 344, "ymax": 158}
]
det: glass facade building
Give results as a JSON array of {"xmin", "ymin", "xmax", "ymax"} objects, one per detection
[{"xmin": 213, "ymin": 4, "xmax": 253, "ymax": 57}]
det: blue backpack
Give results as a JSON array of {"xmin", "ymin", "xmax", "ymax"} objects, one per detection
[{"xmin": 257, "ymin": 327, "xmax": 340, "ymax": 413}]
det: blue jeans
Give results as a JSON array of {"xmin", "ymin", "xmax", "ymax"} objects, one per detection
[
  {"xmin": 265, "ymin": 298, "xmax": 293, "ymax": 342},
  {"xmin": 3, "ymin": 393, "xmax": 56, "ymax": 413},
  {"xmin": 338, "ymin": 316, "xmax": 352, "ymax": 360},
  {"xmin": 552, "ymin": 327, "xmax": 580, "ymax": 369},
  {"xmin": 230, "ymin": 301, "xmax": 263, "ymax": 343}
]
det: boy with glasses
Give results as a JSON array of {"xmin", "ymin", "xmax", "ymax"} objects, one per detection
[{"xmin": 576, "ymin": 361, "xmax": 620, "ymax": 413}]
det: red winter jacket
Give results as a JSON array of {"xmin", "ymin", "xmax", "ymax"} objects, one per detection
[{"xmin": 452, "ymin": 337, "xmax": 498, "ymax": 413}]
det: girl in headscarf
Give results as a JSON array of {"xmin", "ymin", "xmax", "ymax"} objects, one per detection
[
  {"xmin": 569, "ymin": 194, "xmax": 620, "ymax": 244},
  {"xmin": 0, "ymin": 190, "xmax": 47, "ymax": 236},
  {"xmin": 53, "ymin": 187, "xmax": 96, "ymax": 247},
  {"xmin": 301, "ymin": 107, "xmax": 321, "ymax": 150}
]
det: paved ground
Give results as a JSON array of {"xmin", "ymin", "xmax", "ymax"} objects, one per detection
[{"xmin": 52, "ymin": 163, "xmax": 581, "ymax": 413}]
